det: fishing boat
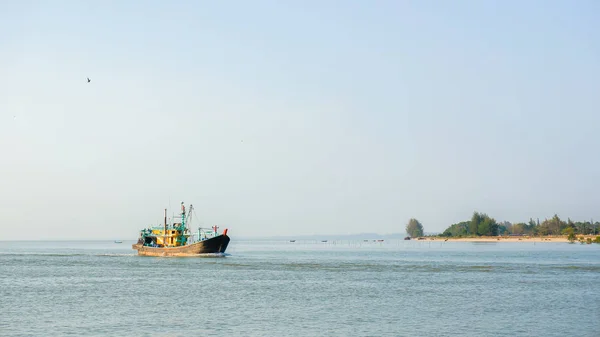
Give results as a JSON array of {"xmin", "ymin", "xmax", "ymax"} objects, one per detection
[
  {"xmin": 114, "ymin": 240, "xmax": 123, "ymax": 244},
  {"xmin": 132, "ymin": 202, "xmax": 230, "ymax": 257}
]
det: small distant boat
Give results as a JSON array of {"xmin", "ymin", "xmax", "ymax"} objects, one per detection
[
  {"xmin": 132, "ymin": 202, "xmax": 230, "ymax": 257},
  {"xmin": 321, "ymin": 240, "xmax": 328, "ymax": 243},
  {"xmin": 114, "ymin": 240, "xmax": 123, "ymax": 244},
  {"xmin": 289, "ymin": 240, "xmax": 296, "ymax": 243},
  {"xmin": 404, "ymin": 236, "xmax": 411, "ymax": 240}
]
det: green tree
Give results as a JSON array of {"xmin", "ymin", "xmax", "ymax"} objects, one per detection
[
  {"xmin": 442, "ymin": 221, "xmax": 469, "ymax": 237},
  {"xmin": 469, "ymin": 211, "xmax": 498, "ymax": 236},
  {"xmin": 406, "ymin": 218, "xmax": 424, "ymax": 238},
  {"xmin": 526, "ymin": 218, "xmax": 537, "ymax": 234},
  {"xmin": 563, "ymin": 227, "xmax": 576, "ymax": 243},
  {"xmin": 512, "ymin": 222, "xmax": 527, "ymax": 235},
  {"xmin": 539, "ymin": 214, "xmax": 566, "ymax": 236},
  {"xmin": 498, "ymin": 221, "xmax": 512, "ymax": 235},
  {"xmin": 469, "ymin": 212, "xmax": 483, "ymax": 235},
  {"xmin": 478, "ymin": 216, "xmax": 499, "ymax": 236}
]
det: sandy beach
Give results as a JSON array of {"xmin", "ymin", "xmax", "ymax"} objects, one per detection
[{"xmin": 419, "ymin": 235, "xmax": 598, "ymax": 243}]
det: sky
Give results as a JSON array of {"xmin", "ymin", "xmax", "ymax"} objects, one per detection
[{"xmin": 1, "ymin": 1, "xmax": 599, "ymax": 240}]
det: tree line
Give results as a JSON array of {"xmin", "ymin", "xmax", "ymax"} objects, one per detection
[{"xmin": 440, "ymin": 212, "xmax": 600, "ymax": 237}]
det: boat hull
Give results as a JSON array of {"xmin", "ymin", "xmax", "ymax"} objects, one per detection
[{"xmin": 132, "ymin": 235, "xmax": 230, "ymax": 257}]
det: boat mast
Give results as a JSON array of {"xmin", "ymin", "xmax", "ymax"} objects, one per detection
[
  {"xmin": 164, "ymin": 208, "xmax": 167, "ymax": 246},
  {"xmin": 181, "ymin": 201, "xmax": 186, "ymax": 231},
  {"xmin": 178, "ymin": 201, "xmax": 186, "ymax": 245},
  {"xmin": 188, "ymin": 204, "xmax": 194, "ymax": 241}
]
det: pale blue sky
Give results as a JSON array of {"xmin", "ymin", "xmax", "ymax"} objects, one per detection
[{"xmin": 1, "ymin": 1, "xmax": 598, "ymax": 240}]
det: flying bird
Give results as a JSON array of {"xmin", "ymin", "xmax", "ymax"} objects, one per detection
[{"xmin": 87, "ymin": 77, "xmax": 91, "ymax": 83}]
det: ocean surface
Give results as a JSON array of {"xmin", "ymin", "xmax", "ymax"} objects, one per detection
[{"xmin": 0, "ymin": 239, "xmax": 598, "ymax": 337}]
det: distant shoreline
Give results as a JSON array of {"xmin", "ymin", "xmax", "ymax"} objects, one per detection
[{"xmin": 418, "ymin": 235, "xmax": 598, "ymax": 243}]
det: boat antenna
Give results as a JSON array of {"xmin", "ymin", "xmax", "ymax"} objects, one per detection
[{"xmin": 164, "ymin": 208, "xmax": 167, "ymax": 246}]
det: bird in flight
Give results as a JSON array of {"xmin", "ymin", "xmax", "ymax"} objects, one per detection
[{"xmin": 87, "ymin": 77, "xmax": 91, "ymax": 83}]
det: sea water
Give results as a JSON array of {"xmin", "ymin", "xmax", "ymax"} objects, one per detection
[{"xmin": 0, "ymin": 240, "xmax": 598, "ymax": 337}]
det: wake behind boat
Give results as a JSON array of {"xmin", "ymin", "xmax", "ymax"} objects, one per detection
[{"xmin": 132, "ymin": 202, "xmax": 230, "ymax": 257}]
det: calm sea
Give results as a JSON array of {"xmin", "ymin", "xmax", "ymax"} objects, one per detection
[{"xmin": 0, "ymin": 239, "xmax": 598, "ymax": 337}]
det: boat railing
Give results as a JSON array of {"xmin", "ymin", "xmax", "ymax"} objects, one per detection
[{"xmin": 187, "ymin": 231, "xmax": 218, "ymax": 243}]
